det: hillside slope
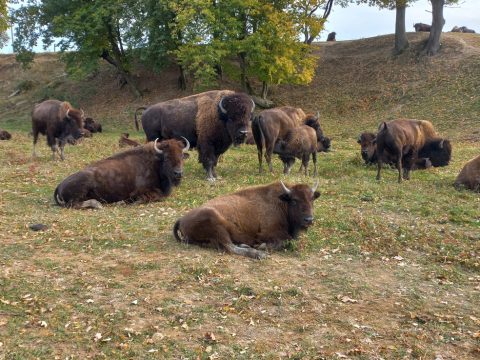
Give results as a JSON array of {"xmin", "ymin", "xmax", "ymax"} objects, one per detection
[{"xmin": 1, "ymin": 32, "xmax": 479, "ymax": 139}]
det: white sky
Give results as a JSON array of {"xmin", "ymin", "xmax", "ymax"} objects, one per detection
[{"xmin": 1, "ymin": 0, "xmax": 479, "ymax": 53}]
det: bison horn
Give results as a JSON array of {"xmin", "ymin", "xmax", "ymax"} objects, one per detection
[
  {"xmin": 316, "ymin": 111, "xmax": 320, "ymax": 119},
  {"xmin": 180, "ymin": 136, "xmax": 190, "ymax": 152},
  {"xmin": 219, "ymin": 97, "xmax": 227, "ymax": 114},
  {"xmin": 154, "ymin": 138, "xmax": 163, "ymax": 154},
  {"xmin": 311, "ymin": 180, "xmax": 319, "ymax": 193},
  {"xmin": 81, "ymin": 109, "xmax": 85, "ymax": 118},
  {"xmin": 66, "ymin": 109, "xmax": 71, "ymax": 119},
  {"xmin": 251, "ymin": 98, "xmax": 255, "ymax": 113},
  {"xmin": 279, "ymin": 180, "xmax": 292, "ymax": 195},
  {"xmin": 439, "ymin": 139, "xmax": 444, "ymax": 149}
]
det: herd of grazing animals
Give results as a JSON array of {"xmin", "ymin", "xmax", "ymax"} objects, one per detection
[{"xmin": 2, "ymin": 89, "xmax": 474, "ymax": 258}]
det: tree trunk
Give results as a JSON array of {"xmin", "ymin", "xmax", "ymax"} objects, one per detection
[
  {"xmin": 394, "ymin": 2, "xmax": 409, "ymax": 54},
  {"xmin": 261, "ymin": 81, "xmax": 269, "ymax": 100},
  {"xmin": 178, "ymin": 65, "xmax": 187, "ymax": 90},
  {"xmin": 423, "ymin": 0, "xmax": 445, "ymax": 56}
]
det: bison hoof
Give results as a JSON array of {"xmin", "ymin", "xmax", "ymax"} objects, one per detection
[
  {"xmin": 80, "ymin": 199, "xmax": 103, "ymax": 210},
  {"xmin": 255, "ymin": 250, "xmax": 268, "ymax": 260},
  {"xmin": 207, "ymin": 177, "xmax": 216, "ymax": 183}
]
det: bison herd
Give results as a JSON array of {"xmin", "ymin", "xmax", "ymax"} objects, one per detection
[{"xmin": 0, "ymin": 89, "xmax": 476, "ymax": 259}]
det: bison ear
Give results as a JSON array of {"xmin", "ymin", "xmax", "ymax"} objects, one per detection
[
  {"xmin": 439, "ymin": 139, "xmax": 444, "ymax": 149},
  {"xmin": 183, "ymin": 153, "xmax": 190, "ymax": 159},
  {"xmin": 279, "ymin": 193, "xmax": 292, "ymax": 203},
  {"xmin": 313, "ymin": 191, "xmax": 320, "ymax": 200}
]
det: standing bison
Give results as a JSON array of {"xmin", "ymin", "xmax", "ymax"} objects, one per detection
[
  {"xmin": 375, "ymin": 119, "xmax": 451, "ymax": 183},
  {"xmin": 173, "ymin": 181, "xmax": 320, "ymax": 259},
  {"xmin": 135, "ymin": 90, "xmax": 254, "ymax": 181},
  {"xmin": 32, "ymin": 100, "xmax": 85, "ymax": 160},
  {"xmin": 54, "ymin": 138, "xmax": 190, "ymax": 209},
  {"xmin": 454, "ymin": 155, "xmax": 480, "ymax": 192},
  {"xmin": 414, "ymin": 23, "xmax": 431, "ymax": 32}
]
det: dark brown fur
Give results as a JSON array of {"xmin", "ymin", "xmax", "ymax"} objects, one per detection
[
  {"xmin": 54, "ymin": 139, "xmax": 189, "ymax": 208},
  {"xmin": 375, "ymin": 119, "xmax": 451, "ymax": 182},
  {"xmin": 84, "ymin": 117, "xmax": 102, "ymax": 133},
  {"xmin": 454, "ymin": 155, "xmax": 480, "ymax": 192},
  {"xmin": 0, "ymin": 129, "xmax": 12, "ymax": 140},
  {"xmin": 414, "ymin": 23, "xmax": 431, "ymax": 32},
  {"xmin": 173, "ymin": 181, "xmax": 320, "ymax": 259},
  {"xmin": 32, "ymin": 100, "xmax": 85, "ymax": 160},
  {"xmin": 119, "ymin": 133, "xmax": 142, "ymax": 148},
  {"xmin": 136, "ymin": 90, "xmax": 254, "ymax": 180},
  {"xmin": 327, "ymin": 32, "xmax": 336, "ymax": 41}
]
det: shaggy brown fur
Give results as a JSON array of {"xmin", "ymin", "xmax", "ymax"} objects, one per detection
[
  {"xmin": 454, "ymin": 155, "xmax": 480, "ymax": 192},
  {"xmin": 119, "ymin": 133, "xmax": 142, "ymax": 148},
  {"xmin": 273, "ymin": 125, "xmax": 318, "ymax": 176},
  {"xmin": 84, "ymin": 117, "xmax": 102, "ymax": 133},
  {"xmin": 54, "ymin": 139, "xmax": 190, "ymax": 209},
  {"xmin": 32, "ymin": 100, "xmax": 85, "ymax": 160},
  {"xmin": 173, "ymin": 181, "xmax": 320, "ymax": 259},
  {"xmin": 375, "ymin": 119, "xmax": 451, "ymax": 182},
  {"xmin": 0, "ymin": 129, "xmax": 12, "ymax": 140}
]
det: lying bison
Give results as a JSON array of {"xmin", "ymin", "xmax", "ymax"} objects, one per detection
[
  {"xmin": 273, "ymin": 125, "xmax": 318, "ymax": 176},
  {"xmin": 54, "ymin": 138, "xmax": 190, "ymax": 209},
  {"xmin": 84, "ymin": 117, "xmax": 102, "ymax": 133},
  {"xmin": 252, "ymin": 107, "xmax": 330, "ymax": 173},
  {"xmin": 32, "ymin": 100, "xmax": 85, "ymax": 160},
  {"xmin": 173, "ymin": 181, "xmax": 320, "ymax": 259},
  {"xmin": 414, "ymin": 23, "xmax": 431, "ymax": 32},
  {"xmin": 375, "ymin": 119, "xmax": 451, "ymax": 182},
  {"xmin": 0, "ymin": 129, "xmax": 12, "ymax": 140},
  {"xmin": 451, "ymin": 26, "xmax": 476, "ymax": 33},
  {"xmin": 119, "ymin": 133, "xmax": 142, "ymax": 148},
  {"xmin": 135, "ymin": 90, "xmax": 254, "ymax": 181},
  {"xmin": 454, "ymin": 155, "xmax": 480, "ymax": 192}
]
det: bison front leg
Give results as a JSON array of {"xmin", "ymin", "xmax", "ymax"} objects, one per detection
[
  {"xmin": 301, "ymin": 154, "xmax": 310, "ymax": 176},
  {"xmin": 312, "ymin": 151, "xmax": 318, "ymax": 177}
]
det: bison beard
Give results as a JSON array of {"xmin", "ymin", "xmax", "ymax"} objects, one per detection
[
  {"xmin": 54, "ymin": 138, "xmax": 189, "ymax": 209},
  {"xmin": 173, "ymin": 181, "xmax": 320, "ymax": 259}
]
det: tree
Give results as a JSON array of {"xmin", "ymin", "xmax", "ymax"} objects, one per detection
[{"xmin": 422, "ymin": 0, "xmax": 458, "ymax": 56}]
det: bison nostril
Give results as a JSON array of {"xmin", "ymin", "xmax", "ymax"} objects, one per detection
[
  {"xmin": 174, "ymin": 171, "xmax": 183, "ymax": 177},
  {"xmin": 304, "ymin": 216, "xmax": 314, "ymax": 223}
]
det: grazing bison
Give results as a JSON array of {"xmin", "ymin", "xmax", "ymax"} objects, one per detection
[
  {"xmin": 327, "ymin": 32, "xmax": 336, "ymax": 41},
  {"xmin": 32, "ymin": 100, "xmax": 85, "ymax": 160},
  {"xmin": 135, "ymin": 90, "xmax": 254, "ymax": 181},
  {"xmin": 119, "ymin": 133, "xmax": 142, "ymax": 148},
  {"xmin": 84, "ymin": 117, "xmax": 102, "ymax": 133},
  {"xmin": 173, "ymin": 181, "xmax": 320, "ymax": 259},
  {"xmin": 414, "ymin": 23, "xmax": 431, "ymax": 32},
  {"xmin": 54, "ymin": 138, "xmax": 190, "ymax": 209},
  {"xmin": 454, "ymin": 155, "xmax": 480, "ymax": 192},
  {"xmin": 375, "ymin": 119, "xmax": 451, "ymax": 183},
  {"xmin": 273, "ymin": 125, "xmax": 318, "ymax": 176},
  {"xmin": 252, "ymin": 107, "xmax": 329, "ymax": 173},
  {"xmin": 0, "ymin": 129, "xmax": 12, "ymax": 140}
]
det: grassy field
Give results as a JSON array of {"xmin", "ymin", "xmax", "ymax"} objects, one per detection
[{"xmin": 1, "ymin": 33, "xmax": 479, "ymax": 359}]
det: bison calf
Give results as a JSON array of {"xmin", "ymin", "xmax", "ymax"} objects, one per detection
[
  {"xmin": 454, "ymin": 155, "xmax": 480, "ymax": 192},
  {"xmin": 119, "ymin": 133, "xmax": 142, "ymax": 148},
  {"xmin": 54, "ymin": 138, "xmax": 190, "ymax": 209},
  {"xmin": 173, "ymin": 181, "xmax": 320, "ymax": 259},
  {"xmin": 273, "ymin": 125, "xmax": 318, "ymax": 176},
  {"xmin": 0, "ymin": 129, "xmax": 12, "ymax": 140},
  {"xmin": 84, "ymin": 117, "xmax": 102, "ymax": 133}
]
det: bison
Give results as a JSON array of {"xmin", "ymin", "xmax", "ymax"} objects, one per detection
[
  {"xmin": 119, "ymin": 133, "xmax": 142, "ymax": 148},
  {"xmin": 451, "ymin": 26, "xmax": 476, "ymax": 33},
  {"xmin": 173, "ymin": 180, "xmax": 320, "ymax": 259},
  {"xmin": 454, "ymin": 155, "xmax": 480, "ymax": 192},
  {"xmin": 375, "ymin": 119, "xmax": 451, "ymax": 183},
  {"xmin": 273, "ymin": 125, "xmax": 318, "ymax": 176},
  {"xmin": 327, "ymin": 32, "xmax": 336, "ymax": 41},
  {"xmin": 252, "ymin": 107, "xmax": 330, "ymax": 173},
  {"xmin": 0, "ymin": 129, "xmax": 12, "ymax": 140},
  {"xmin": 32, "ymin": 100, "xmax": 85, "ymax": 160},
  {"xmin": 84, "ymin": 117, "xmax": 102, "ymax": 133},
  {"xmin": 414, "ymin": 23, "xmax": 431, "ymax": 32},
  {"xmin": 134, "ymin": 90, "xmax": 254, "ymax": 181},
  {"xmin": 54, "ymin": 138, "xmax": 190, "ymax": 209}
]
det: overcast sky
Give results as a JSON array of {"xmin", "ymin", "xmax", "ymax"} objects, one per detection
[{"xmin": 1, "ymin": 0, "xmax": 479, "ymax": 54}]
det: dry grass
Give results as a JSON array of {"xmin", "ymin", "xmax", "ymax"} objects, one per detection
[{"xmin": 0, "ymin": 33, "xmax": 479, "ymax": 359}]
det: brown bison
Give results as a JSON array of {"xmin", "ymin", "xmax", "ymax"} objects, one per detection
[
  {"xmin": 375, "ymin": 119, "xmax": 451, "ymax": 183},
  {"xmin": 32, "ymin": 100, "xmax": 85, "ymax": 160},
  {"xmin": 327, "ymin": 32, "xmax": 336, "ymax": 41},
  {"xmin": 252, "ymin": 106, "xmax": 330, "ymax": 173},
  {"xmin": 119, "ymin": 133, "xmax": 142, "ymax": 148},
  {"xmin": 454, "ymin": 155, "xmax": 480, "ymax": 192},
  {"xmin": 134, "ymin": 90, "xmax": 254, "ymax": 181},
  {"xmin": 451, "ymin": 26, "xmax": 476, "ymax": 33},
  {"xmin": 54, "ymin": 138, "xmax": 190, "ymax": 209},
  {"xmin": 0, "ymin": 129, "xmax": 12, "ymax": 140},
  {"xmin": 84, "ymin": 117, "xmax": 102, "ymax": 133},
  {"xmin": 173, "ymin": 181, "xmax": 320, "ymax": 259},
  {"xmin": 273, "ymin": 125, "xmax": 318, "ymax": 176},
  {"xmin": 414, "ymin": 23, "xmax": 431, "ymax": 32}
]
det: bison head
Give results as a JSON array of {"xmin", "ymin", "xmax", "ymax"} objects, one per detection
[
  {"xmin": 304, "ymin": 114, "xmax": 331, "ymax": 152},
  {"xmin": 419, "ymin": 138, "xmax": 452, "ymax": 167},
  {"xmin": 60, "ymin": 112, "xmax": 84, "ymax": 145},
  {"xmin": 357, "ymin": 132, "xmax": 377, "ymax": 164},
  {"xmin": 153, "ymin": 137, "xmax": 190, "ymax": 185},
  {"xmin": 218, "ymin": 93, "xmax": 255, "ymax": 146},
  {"xmin": 279, "ymin": 181, "xmax": 320, "ymax": 237}
]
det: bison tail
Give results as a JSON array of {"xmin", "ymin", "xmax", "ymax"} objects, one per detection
[
  {"xmin": 134, "ymin": 107, "xmax": 147, "ymax": 131},
  {"xmin": 173, "ymin": 219, "xmax": 185, "ymax": 243},
  {"xmin": 251, "ymin": 115, "xmax": 264, "ymax": 149},
  {"xmin": 54, "ymin": 187, "xmax": 66, "ymax": 207}
]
